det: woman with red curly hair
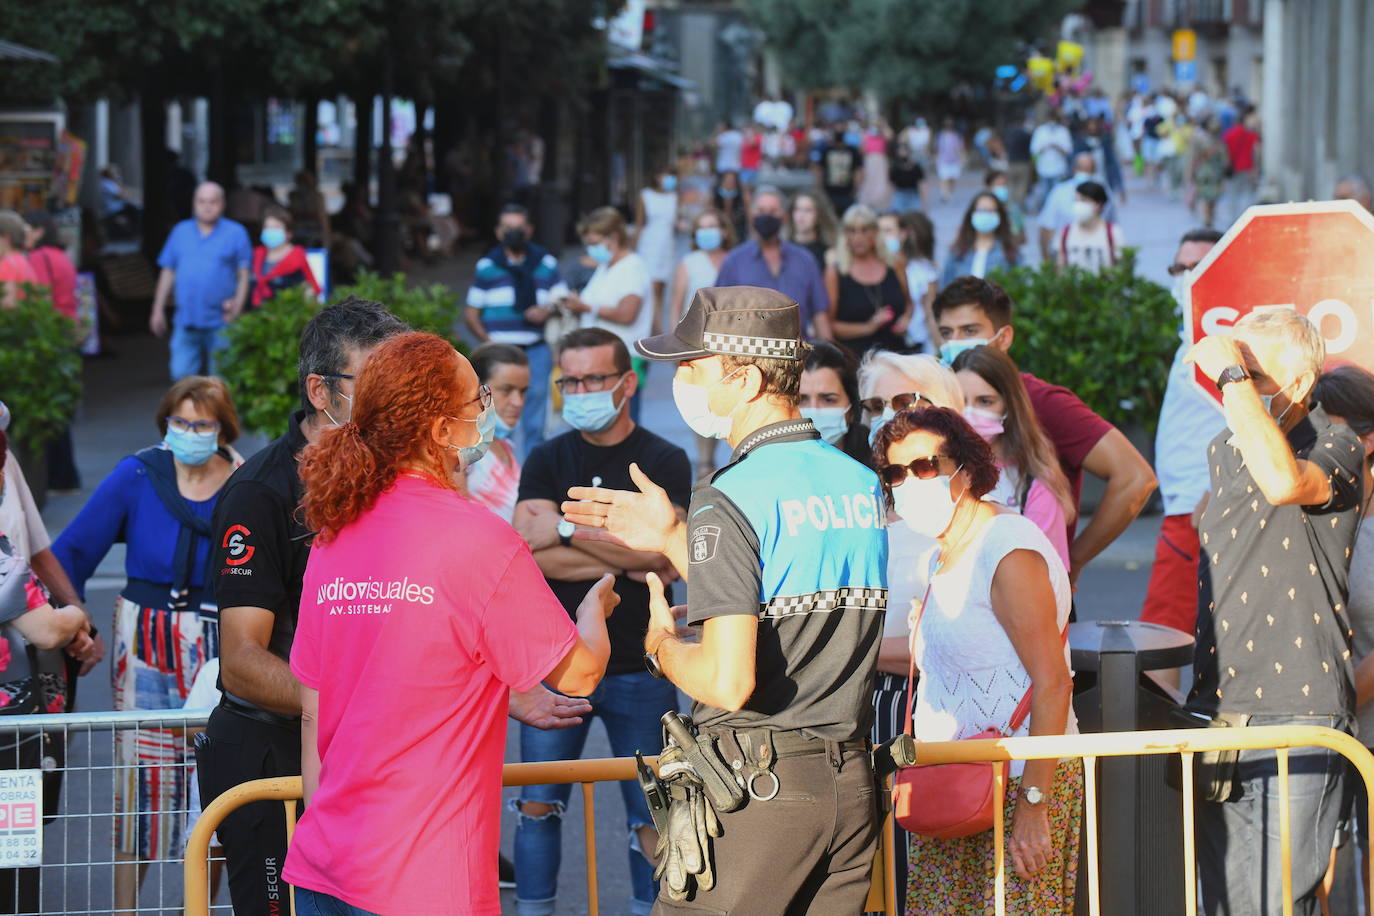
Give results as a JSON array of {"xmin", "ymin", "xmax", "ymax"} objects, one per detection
[
  {"xmin": 873, "ymin": 406, "xmax": 1081, "ymax": 914},
  {"xmin": 283, "ymin": 331, "xmax": 617, "ymax": 916}
]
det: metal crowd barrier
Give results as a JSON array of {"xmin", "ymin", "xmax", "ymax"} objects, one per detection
[
  {"xmin": 0, "ymin": 706, "xmax": 217, "ymax": 914},
  {"xmin": 183, "ymin": 759, "xmax": 899, "ymax": 916},
  {"xmin": 185, "ymin": 726, "xmax": 1374, "ymax": 916}
]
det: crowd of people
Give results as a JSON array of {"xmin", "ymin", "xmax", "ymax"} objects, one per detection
[{"xmin": 3, "ymin": 82, "xmax": 1374, "ymax": 916}]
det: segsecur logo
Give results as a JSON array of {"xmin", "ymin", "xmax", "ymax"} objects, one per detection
[{"xmin": 223, "ymin": 524, "xmax": 255, "ymax": 566}]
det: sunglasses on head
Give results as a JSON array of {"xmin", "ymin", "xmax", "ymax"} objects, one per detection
[
  {"xmin": 879, "ymin": 455, "xmax": 952, "ymax": 487},
  {"xmin": 860, "ymin": 392, "xmax": 932, "ymax": 416}
]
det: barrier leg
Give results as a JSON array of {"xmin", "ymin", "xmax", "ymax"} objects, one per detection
[{"xmin": 583, "ymin": 782, "xmax": 599, "ymax": 916}]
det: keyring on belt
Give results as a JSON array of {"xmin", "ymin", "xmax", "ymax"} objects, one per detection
[{"xmin": 747, "ymin": 770, "xmax": 780, "ymax": 801}]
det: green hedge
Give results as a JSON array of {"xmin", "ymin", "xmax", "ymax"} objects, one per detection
[
  {"xmin": 0, "ymin": 286, "xmax": 82, "ymax": 452},
  {"xmin": 218, "ymin": 272, "xmax": 465, "ymax": 438},
  {"xmin": 990, "ymin": 249, "xmax": 1179, "ymax": 433}
]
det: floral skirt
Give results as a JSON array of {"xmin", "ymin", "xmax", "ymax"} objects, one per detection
[
  {"xmin": 906, "ymin": 758, "xmax": 1083, "ymax": 915},
  {"xmin": 111, "ymin": 595, "xmax": 218, "ymax": 859}
]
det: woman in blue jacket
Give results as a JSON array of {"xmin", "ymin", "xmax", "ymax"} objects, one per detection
[
  {"xmin": 940, "ymin": 191, "xmax": 1021, "ymax": 288},
  {"xmin": 52, "ymin": 375, "xmax": 241, "ymax": 912}
]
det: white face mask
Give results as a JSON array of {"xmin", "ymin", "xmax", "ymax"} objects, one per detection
[
  {"xmin": 323, "ymin": 391, "xmax": 354, "ymax": 427},
  {"xmin": 672, "ymin": 371, "xmax": 740, "ymax": 440},
  {"xmin": 1072, "ymin": 200, "xmax": 1098, "ymax": 224},
  {"xmin": 891, "ymin": 470, "xmax": 964, "ymax": 538},
  {"xmin": 801, "ymin": 407, "xmax": 848, "ymax": 445}
]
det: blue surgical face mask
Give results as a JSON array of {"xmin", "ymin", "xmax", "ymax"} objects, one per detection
[
  {"xmin": 990, "ymin": 185, "xmax": 1010, "ymax": 203},
  {"xmin": 164, "ymin": 426, "xmax": 219, "ymax": 466},
  {"xmin": 562, "ymin": 375, "xmax": 627, "ymax": 433},
  {"xmin": 939, "ymin": 338, "xmax": 989, "ymax": 364},
  {"xmin": 970, "ymin": 211, "xmax": 1001, "ymax": 234},
  {"xmin": 0, "ymin": 400, "xmax": 9, "ymax": 432},
  {"xmin": 662, "ymin": 175, "xmax": 678, "ymax": 192},
  {"xmin": 695, "ymin": 227, "xmax": 723, "ymax": 251},
  {"xmin": 718, "ymin": 187, "xmax": 738, "ymax": 200},
  {"xmin": 493, "ymin": 412, "xmax": 515, "ymax": 440},
  {"xmin": 455, "ymin": 406, "xmax": 497, "ymax": 468},
  {"xmin": 801, "ymin": 407, "xmax": 849, "ymax": 446},
  {"xmin": 261, "ymin": 227, "xmax": 287, "ymax": 248},
  {"xmin": 587, "ymin": 242, "xmax": 612, "ymax": 264},
  {"xmin": 883, "ymin": 235, "xmax": 902, "ymax": 255},
  {"xmin": 868, "ymin": 407, "xmax": 897, "ymax": 447}
]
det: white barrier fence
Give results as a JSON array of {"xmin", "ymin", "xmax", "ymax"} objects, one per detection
[{"xmin": 0, "ymin": 707, "xmax": 219, "ymax": 914}]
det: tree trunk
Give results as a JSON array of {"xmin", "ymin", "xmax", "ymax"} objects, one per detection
[
  {"xmin": 206, "ymin": 68, "xmax": 233, "ymax": 187},
  {"xmin": 375, "ymin": 54, "xmax": 402, "ymax": 274},
  {"xmin": 140, "ymin": 84, "xmax": 170, "ymax": 262},
  {"xmin": 353, "ymin": 92, "xmax": 372, "ymax": 194},
  {"xmin": 302, "ymin": 96, "xmax": 319, "ymax": 177}
]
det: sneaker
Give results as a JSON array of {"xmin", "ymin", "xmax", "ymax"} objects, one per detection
[{"xmin": 498, "ymin": 854, "xmax": 517, "ymax": 889}]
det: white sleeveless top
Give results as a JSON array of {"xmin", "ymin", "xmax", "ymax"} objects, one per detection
[
  {"xmin": 911, "ymin": 512, "xmax": 1076, "ymax": 778},
  {"xmin": 678, "ymin": 249, "xmax": 721, "ymax": 316}
]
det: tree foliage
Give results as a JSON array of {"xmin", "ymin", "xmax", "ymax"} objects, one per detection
[
  {"xmin": 739, "ymin": 0, "xmax": 1077, "ymax": 100},
  {"xmin": 0, "ymin": 0, "xmax": 605, "ymax": 107}
]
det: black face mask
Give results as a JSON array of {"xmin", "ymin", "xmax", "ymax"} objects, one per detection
[
  {"xmin": 752, "ymin": 214, "xmax": 783, "ymax": 240},
  {"xmin": 501, "ymin": 228, "xmax": 528, "ymax": 253}
]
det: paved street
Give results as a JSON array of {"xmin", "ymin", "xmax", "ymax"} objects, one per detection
[{"xmin": 37, "ymin": 167, "xmax": 1201, "ymax": 914}]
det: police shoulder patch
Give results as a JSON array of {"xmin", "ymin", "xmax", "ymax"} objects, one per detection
[{"xmin": 690, "ymin": 525, "xmax": 721, "ymax": 563}]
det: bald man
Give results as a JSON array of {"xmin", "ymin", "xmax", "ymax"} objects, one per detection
[{"xmin": 151, "ymin": 181, "xmax": 252, "ymax": 379}]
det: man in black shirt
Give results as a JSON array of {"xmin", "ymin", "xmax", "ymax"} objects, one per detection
[
  {"xmin": 811, "ymin": 126, "xmax": 863, "ymax": 217},
  {"xmin": 1186, "ymin": 308, "xmax": 1365, "ymax": 916},
  {"xmin": 512, "ymin": 327, "xmax": 692, "ymax": 916}
]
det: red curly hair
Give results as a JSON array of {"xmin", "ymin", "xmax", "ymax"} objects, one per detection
[{"xmin": 299, "ymin": 332, "xmax": 468, "ymax": 541}]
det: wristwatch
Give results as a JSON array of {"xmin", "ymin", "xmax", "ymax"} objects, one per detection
[
  {"xmin": 1215, "ymin": 364, "xmax": 1252, "ymax": 391},
  {"xmin": 557, "ymin": 519, "xmax": 575, "ymax": 548},
  {"xmin": 644, "ymin": 651, "xmax": 666, "ymax": 679},
  {"xmin": 1022, "ymin": 785, "xmax": 1046, "ymax": 807}
]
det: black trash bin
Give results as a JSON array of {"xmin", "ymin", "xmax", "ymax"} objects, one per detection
[{"xmin": 1070, "ymin": 620, "xmax": 1194, "ymax": 916}]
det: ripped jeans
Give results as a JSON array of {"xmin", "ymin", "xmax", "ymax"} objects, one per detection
[{"xmin": 512, "ymin": 671, "xmax": 678, "ymax": 916}]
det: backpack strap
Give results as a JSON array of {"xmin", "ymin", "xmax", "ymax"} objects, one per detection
[
  {"xmin": 1105, "ymin": 222, "xmax": 1117, "ymax": 265},
  {"xmin": 1059, "ymin": 225, "xmax": 1070, "ymax": 263}
]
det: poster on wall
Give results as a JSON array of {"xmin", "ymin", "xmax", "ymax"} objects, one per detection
[{"xmin": 75, "ymin": 272, "xmax": 99, "ymax": 356}]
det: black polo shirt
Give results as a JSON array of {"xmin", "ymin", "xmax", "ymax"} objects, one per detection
[
  {"xmin": 517, "ymin": 424, "xmax": 692, "ymax": 675},
  {"xmin": 212, "ymin": 410, "xmax": 311, "ymax": 673},
  {"xmin": 1189, "ymin": 404, "xmax": 1365, "ymax": 718}
]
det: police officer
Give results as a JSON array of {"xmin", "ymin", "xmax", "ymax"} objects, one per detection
[
  {"xmin": 200, "ymin": 298, "xmax": 589, "ymax": 914},
  {"xmin": 563, "ymin": 287, "xmax": 889, "ymax": 913}
]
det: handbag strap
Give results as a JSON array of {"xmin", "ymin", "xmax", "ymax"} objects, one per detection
[{"xmin": 904, "ymin": 547, "xmax": 1069, "ymax": 738}]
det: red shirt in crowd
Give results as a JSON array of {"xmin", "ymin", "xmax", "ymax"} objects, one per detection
[
  {"xmin": 0, "ymin": 253, "xmax": 36, "ymax": 302},
  {"xmin": 741, "ymin": 131, "xmax": 763, "ymax": 171},
  {"xmin": 1222, "ymin": 124, "xmax": 1260, "ymax": 173},
  {"xmin": 1022, "ymin": 372, "xmax": 1114, "ymax": 542},
  {"xmin": 27, "ymin": 246, "xmax": 78, "ymax": 320},
  {"xmin": 250, "ymin": 245, "xmax": 321, "ymax": 307}
]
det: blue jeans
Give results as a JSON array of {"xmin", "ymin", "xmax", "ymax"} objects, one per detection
[
  {"xmin": 1197, "ymin": 713, "xmax": 1353, "ymax": 916},
  {"xmin": 513, "ymin": 671, "xmax": 677, "ymax": 916},
  {"xmin": 891, "ymin": 188, "xmax": 923, "ymax": 213},
  {"xmin": 294, "ymin": 887, "xmax": 381, "ymax": 916},
  {"xmin": 519, "ymin": 342, "xmax": 551, "ymax": 460},
  {"xmin": 170, "ymin": 324, "xmax": 227, "ymax": 379}
]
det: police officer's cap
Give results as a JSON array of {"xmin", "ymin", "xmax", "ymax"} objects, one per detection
[{"xmin": 634, "ymin": 286, "xmax": 801, "ymax": 363}]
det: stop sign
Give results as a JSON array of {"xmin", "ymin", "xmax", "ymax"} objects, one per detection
[{"xmin": 1186, "ymin": 200, "xmax": 1374, "ymax": 407}]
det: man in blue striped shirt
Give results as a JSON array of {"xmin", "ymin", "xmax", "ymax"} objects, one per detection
[{"xmin": 464, "ymin": 204, "xmax": 568, "ymax": 455}]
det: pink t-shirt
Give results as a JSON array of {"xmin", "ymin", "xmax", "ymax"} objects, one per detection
[
  {"xmin": 0, "ymin": 253, "xmax": 36, "ymax": 300},
  {"xmin": 284, "ymin": 474, "xmax": 578, "ymax": 915}
]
